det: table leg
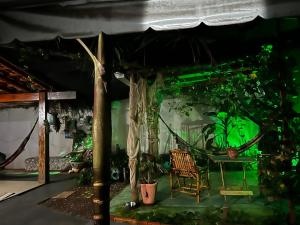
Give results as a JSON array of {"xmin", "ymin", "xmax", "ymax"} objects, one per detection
[
  {"xmin": 170, "ymin": 173, "xmax": 173, "ymax": 199},
  {"xmin": 219, "ymin": 162, "xmax": 226, "ymax": 201},
  {"xmin": 220, "ymin": 162, "xmax": 225, "ymax": 187},
  {"xmin": 242, "ymin": 165, "xmax": 248, "ymax": 190},
  {"xmin": 207, "ymin": 159, "xmax": 210, "ymax": 186},
  {"xmin": 242, "ymin": 165, "xmax": 251, "ymax": 201}
]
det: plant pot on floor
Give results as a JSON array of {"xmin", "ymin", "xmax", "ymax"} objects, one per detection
[
  {"xmin": 70, "ymin": 161, "xmax": 84, "ymax": 173},
  {"xmin": 140, "ymin": 182, "xmax": 158, "ymax": 205}
]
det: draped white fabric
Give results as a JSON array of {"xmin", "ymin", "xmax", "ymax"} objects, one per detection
[
  {"xmin": 127, "ymin": 76, "xmax": 147, "ymax": 201},
  {"xmin": 1, "ymin": 0, "xmax": 300, "ymax": 43}
]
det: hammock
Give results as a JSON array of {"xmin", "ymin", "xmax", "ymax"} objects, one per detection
[
  {"xmin": 0, "ymin": 119, "xmax": 38, "ymax": 170},
  {"xmin": 158, "ymin": 114, "xmax": 266, "ymax": 158}
]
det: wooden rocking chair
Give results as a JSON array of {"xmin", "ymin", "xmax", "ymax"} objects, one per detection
[{"xmin": 169, "ymin": 149, "xmax": 209, "ymax": 203}]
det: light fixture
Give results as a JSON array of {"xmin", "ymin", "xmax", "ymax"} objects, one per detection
[{"xmin": 114, "ymin": 72, "xmax": 130, "ymax": 86}]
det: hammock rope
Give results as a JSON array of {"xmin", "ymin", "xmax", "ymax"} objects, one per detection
[
  {"xmin": 0, "ymin": 118, "xmax": 38, "ymax": 169},
  {"xmin": 158, "ymin": 114, "xmax": 267, "ymax": 158}
]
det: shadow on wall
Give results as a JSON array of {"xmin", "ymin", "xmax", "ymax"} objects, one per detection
[{"xmin": 111, "ymin": 99, "xmax": 129, "ymax": 153}]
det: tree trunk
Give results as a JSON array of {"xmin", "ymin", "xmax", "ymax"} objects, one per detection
[
  {"xmin": 146, "ymin": 75, "xmax": 161, "ymax": 157},
  {"xmin": 276, "ymin": 21, "xmax": 295, "ymax": 225},
  {"xmin": 147, "ymin": 107, "xmax": 159, "ymax": 157},
  {"xmin": 288, "ymin": 200, "xmax": 296, "ymax": 225}
]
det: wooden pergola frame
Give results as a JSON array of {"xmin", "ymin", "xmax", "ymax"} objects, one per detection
[
  {"xmin": 0, "ymin": 56, "xmax": 50, "ymax": 93},
  {"xmin": 0, "ymin": 57, "xmax": 76, "ymax": 183},
  {"xmin": 0, "ymin": 91, "xmax": 76, "ymax": 183}
]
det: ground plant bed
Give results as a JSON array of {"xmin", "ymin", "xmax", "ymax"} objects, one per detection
[{"xmin": 42, "ymin": 182, "xmax": 127, "ymax": 220}]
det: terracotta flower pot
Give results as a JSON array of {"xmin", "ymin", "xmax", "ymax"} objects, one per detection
[
  {"xmin": 227, "ymin": 148, "xmax": 238, "ymax": 159},
  {"xmin": 140, "ymin": 182, "xmax": 157, "ymax": 205}
]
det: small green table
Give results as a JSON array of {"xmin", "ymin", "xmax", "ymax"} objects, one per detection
[{"xmin": 210, "ymin": 155, "xmax": 255, "ymax": 200}]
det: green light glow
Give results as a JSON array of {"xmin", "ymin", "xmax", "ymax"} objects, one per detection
[
  {"xmin": 292, "ymin": 152, "xmax": 299, "ymax": 167},
  {"xmin": 176, "ymin": 78, "xmax": 208, "ymax": 86},
  {"xmin": 177, "ymin": 72, "xmax": 212, "ymax": 79},
  {"xmin": 179, "ymin": 131, "xmax": 189, "ymax": 142},
  {"xmin": 112, "ymin": 100, "xmax": 121, "ymax": 110},
  {"xmin": 292, "ymin": 158, "xmax": 299, "ymax": 167},
  {"xmin": 29, "ymin": 171, "xmax": 61, "ymax": 175}
]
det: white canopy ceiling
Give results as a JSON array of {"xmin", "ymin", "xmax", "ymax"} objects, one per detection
[{"xmin": 1, "ymin": 0, "xmax": 300, "ymax": 44}]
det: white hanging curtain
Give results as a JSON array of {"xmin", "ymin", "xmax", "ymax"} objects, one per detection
[{"xmin": 126, "ymin": 75, "xmax": 147, "ymax": 202}]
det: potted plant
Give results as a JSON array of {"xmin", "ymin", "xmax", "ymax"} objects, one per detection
[
  {"xmin": 67, "ymin": 133, "xmax": 92, "ymax": 173},
  {"xmin": 139, "ymin": 153, "xmax": 159, "ymax": 205},
  {"xmin": 68, "ymin": 150, "xmax": 85, "ymax": 173},
  {"xmin": 111, "ymin": 145, "xmax": 129, "ymax": 182}
]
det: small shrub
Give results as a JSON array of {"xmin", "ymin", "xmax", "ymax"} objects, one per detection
[{"xmin": 78, "ymin": 167, "xmax": 93, "ymax": 186}]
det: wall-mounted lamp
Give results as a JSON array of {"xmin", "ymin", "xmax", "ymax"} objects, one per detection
[{"xmin": 114, "ymin": 72, "xmax": 130, "ymax": 86}]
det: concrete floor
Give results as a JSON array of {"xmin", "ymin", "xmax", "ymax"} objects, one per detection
[
  {"xmin": 0, "ymin": 180, "xmax": 41, "ymax": 201},
  {"xmin": 0, "ymin": 170, "xmax": 56, "ymax": 201},
  {"xmin": 111, "ymin": 170, "xmax": 261, "ymax": 207},
  {"xmin": 0, "ymin": 169, "xmax": 288, "ymax": 225},
  {"xmin": 0, "ymin": 172, "xmax": 126, "ymax": 225}
]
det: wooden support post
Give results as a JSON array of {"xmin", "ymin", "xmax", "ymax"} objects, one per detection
[
  {"xmin": 92, "ymin": 33, "xmax": 110, "ymax": 225},
  {"xmin": 38, "ymin": 92, "xmax": 49, "ymax": 184}
]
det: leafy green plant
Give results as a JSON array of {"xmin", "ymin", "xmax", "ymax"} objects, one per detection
[
  {"xmin": 67, "ymin": 151, "xmax": 85, "ymax": 162},
  {"xmin": 83, "ymin": 134, "xmax": 93, "ymax": 150},
  {"xmin": 114, "ymin": 206, "xmax": 280, "ymax": 225},
  {"xmin": 78, "ymin": 167, "xmax": 93, "ymax": 186},
  {"xmin": 67, "ymin": 134, "xmax": 93, "ymax": 162},
  {"xmin": 201, "ymin": 112, "xmax": 231, "ymax": 152},
  {"xmin": 111, "ymin": 146, "xmax": 128, "ymax": 169},
  {"xmin": 158, "ymin": 43, "xmax": 300, "ymax": 214},
  {"xmin": 139, "ymin": 153, "xmax": 159, "ymax": 184}
]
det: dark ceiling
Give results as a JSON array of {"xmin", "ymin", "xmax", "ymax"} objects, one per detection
[{"xmin": 0, "ymin": 37, "xmax": 130, "ymax": 104}]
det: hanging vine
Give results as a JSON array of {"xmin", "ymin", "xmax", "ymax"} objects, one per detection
[{"xmin": 146, "ymin": 74, "xmax": 164, "ymax": 157}]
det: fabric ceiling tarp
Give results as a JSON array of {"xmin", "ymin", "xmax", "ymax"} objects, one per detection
[{"xmin": 1, "ymin": 0, "xmax": 300, "ymax": 43}]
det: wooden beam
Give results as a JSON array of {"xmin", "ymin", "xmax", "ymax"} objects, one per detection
[
  {"xmin": 0, "ymin": 56, "xmax": 49, "ymax": 90},
  {"xmin": 220, "ymin": 190, "xmax": 253, "ymax": 196},
  {"xmin": 0, "ymin": 93, "xmax": 39, "ymax": 102},
  {"xmin": 0, "ymin": 83, "xmax": 14, "ymax": 93},
  {"xmin": 0, "ymin": 74, "xmax": 31, "ymax": 92},
  {"xmin": 47, "ymin": 91, "xmax": 76, "ymax": 100},
  {"xmin": 38, "ymin": 92, "xmax": 49, "ymax": 184},
  {"xmin": 0, "ymin": 91, "xmax": 76, "ymax": 103}
]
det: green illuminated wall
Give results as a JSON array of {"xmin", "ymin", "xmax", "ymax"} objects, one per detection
[{"xmin": 111, "ymin": 100, "xmax": 129, "ymax": 152}]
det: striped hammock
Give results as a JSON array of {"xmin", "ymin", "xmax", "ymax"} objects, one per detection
[{"xmin": 0, "ymin": 119, "xmax": 38, "ymax": 170}]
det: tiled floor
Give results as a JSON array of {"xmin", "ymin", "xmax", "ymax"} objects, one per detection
[
  {"xmin": 110, "ymin": 171, "xmax": 277, "ymax": 222},
  {"xmin": 0, "ymin": 172, "xmax": 126, "ymax": 225},
  {"xmin": 0, "ymin": 180, "xmax": 41, "ymax": 201},
  {"xmin": 0, "ymin": 172, "xmax": 90, "ymax": 225}
]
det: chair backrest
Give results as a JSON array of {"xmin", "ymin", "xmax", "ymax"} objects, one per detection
[{"xmin": 170, "ymin": 149, "xmax": 198, "ymax": 177}]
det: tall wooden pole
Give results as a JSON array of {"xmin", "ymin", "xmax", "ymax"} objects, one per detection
[
  {"xmin": 38, "ymin": 91, "xmax": 49, "ymax": 184},
  {"xmin": 92, "ymin": 33, "xmax": 111, "ymax": 225}
]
